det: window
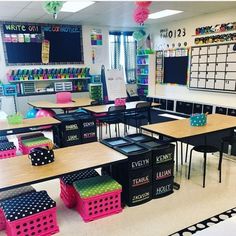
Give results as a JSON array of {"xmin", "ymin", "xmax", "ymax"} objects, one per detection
[{"xmin": 109, "ymin": 32, "xmax": 136, "ymax": 83}]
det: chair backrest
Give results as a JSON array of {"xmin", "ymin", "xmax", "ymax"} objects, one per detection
[
  {"xmin": 56, "ymin": 92, "xmax": 72, "ymax": 104},
  {"xmin": 136, "ymin": 101, "xmax": 151, "ymax": 109},
  {"xmin": 90, "ymin": 100, "xmax": 103, "ymax": 106},
  {"xmin": 108, "ymin": 105, "xmax": 126, "ymax": 114}
]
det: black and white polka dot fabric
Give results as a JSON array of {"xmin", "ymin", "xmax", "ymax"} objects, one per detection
[
  {"xmin": 1, "ymin": 191, "xmax": 56, "ymax": 222},
  {"xmin": 0, "ymin": 186, "xmax": 35, "ymax": 202},
  {"xmin": 0, "ymin": 142, "xmax": 16, "ymax": 151},
  {"xmin": 61, "ymin": 169, "xmax": 99, "ymax": 185},
  {"xmin": 28, "ymin": 148, "xmax": 54, "ymax": 166},
  {"xmin": 0, "ymin": 136, "xmax": 8, "ymax": 143}
]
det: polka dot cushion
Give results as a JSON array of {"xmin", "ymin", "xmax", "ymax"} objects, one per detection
[
  {"xmin": 73, "ymin": 175, "xmax": 122, "ymax": 199},
  {"xmin": 61, "ymin": 169, "xmax": 99, "ymax": 185},
  {"xmin": 170, "ymin": 207, "xmax": 236, "ymax": 236},
  {"xmin": 190, "ymin": 113, "xmax": 207, "ymax": 127},
  {"xmin": 0, "ymin": 186, "xmax": 35, "ymax": 202},
  {"xmin": 28, "ymin": 148, "xmax": 54, "ymax": 166},
  {"xmin": 0, "ymin": 136, "xmax": 8, "ymax": 143},
  {"xmin": 1, "ymin": 191, "xmax": 56, "ymax": 222},
  {"xmin": 0, "ymin": 142, "xmax": 16, "ymax": 151}
]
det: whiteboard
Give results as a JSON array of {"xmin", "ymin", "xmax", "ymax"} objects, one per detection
[{"xmin": 105, "ymin": 69, "xmax": 127, "ymax": 101}]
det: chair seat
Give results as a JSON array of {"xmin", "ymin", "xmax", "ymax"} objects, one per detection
[
  {"xmin": 222, "ymin": 136, "xmax": 236, "ymax": 144},
  {"xmin": 192, "ymin": 145, "xmax": 219, "ymax": 153}
]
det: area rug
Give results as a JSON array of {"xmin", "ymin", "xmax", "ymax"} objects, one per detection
[{"xmin": 169, "ymin": 207, "xmax": 236, "ymax": 236}]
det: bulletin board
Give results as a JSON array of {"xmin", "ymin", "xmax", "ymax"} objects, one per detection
[
  {"xmin": 1, "ymin": 22, "xmax": 84, "ymax": 65},
  {"xmin": 189, "ymin": 43, "xmax": 236, "ymax": 93},
  {"xmin": 105, "ymin": 69, "xmax": 127, "ymax": 101},
  {"xmin": 164, "ymin": 56, "xmax": 188, "ymax": 85}
]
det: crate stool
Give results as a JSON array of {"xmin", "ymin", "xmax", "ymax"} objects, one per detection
[
  {"xmin": 1, "ymin": 191, "xmax": 59, "ymax": 236},
  {"xmin": 0, "ymin": 136, "xmax": 9, "ymax": 143},
  {"xmin": 60, "ymin": 169, "xmax": 99, "ymax": 208},
  {"xmin": 0, "ymin": 186, "xmax": 36, "ymax": 231},
  {"xmin": 0, "ymin": 142, "xmax": 16, "ymax": 159},
  {"xmin": 21, "ymin": 137, "xmax": 53, "ymax": 155},
  {"xmin": 73, "ymin": 175, "xmax": 122, "ymax": 222},
  {"xmin": 17, "ymin": 133, "xmax": 44, "ymax": 152}
]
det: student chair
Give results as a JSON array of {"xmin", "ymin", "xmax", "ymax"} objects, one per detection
[
  {"xmin": 97, "ymin": 105, "xmax": 126, "ymax": 139},
  {"xmin": 124, "ymin": 102, "xmax": 151, "ymax": 133},
  {"xmin": 188, "ymin": 145, "xmax": 222, "ymax": 188}
]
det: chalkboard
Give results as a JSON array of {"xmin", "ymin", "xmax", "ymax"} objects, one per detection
[
  {"xmin": 1, "ymin": 22, "xmax": 84, "ymax": 65},
  {"xmin": 164, "ymin": 56, "xmax": 188, "ymax": 85}
]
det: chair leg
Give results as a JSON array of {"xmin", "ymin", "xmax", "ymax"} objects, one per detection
[
  {"xmin": 185, "ymin": 144, "xmax": 189, "ymax": 163},
  {"xmin": 181, "ymin": 142, "xmax": 183, "ymax": 165},
  {"xmin": 118, "ymin": 123, "xmax": 120, "ymax": 137},
  {"xmin": 188, "ymin": 149, "xmax": 194, "ymax": 179},
  {"xmin": 100, "ymin": 122, "xmax": 103, "ymax": 140},
  {"xmin": 203, "ymin": 152, "xmax": 207, "ymax": 188},
  {"xmin": 109, "ymin": 124, "xmax": 111, "ymax": 138},
  {"xmin": 219, "ymin": 141, "xmax": 224, "ymax": 170},
  {"xmin": 175, "ymin": 142, "xmax": 178, "ymax": 172},
  {"xmin": 219, "ymin": 151, "xmax": 223, "ymax": 183},
  {"xmin": 106, "ymin": 123, "xmax": 108, "ymax": 134}
]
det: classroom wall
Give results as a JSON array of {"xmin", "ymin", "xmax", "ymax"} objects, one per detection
[
  {"xmin": 0, "ymin": 25, "xmax": 110, "ymax": 115},
  {"xmin": 149, "ymin": 8, "xmax": 236, "ymax": 108}
]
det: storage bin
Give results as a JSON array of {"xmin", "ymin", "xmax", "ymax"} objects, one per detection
[
  {"xmin": 152, "ymin": 176, "xmax": 174, "ymax": 199},
  {"xmin": 140, "ymin": 141, "xmax": 175, "ymax": 166},
  {"xmin": 153, "ymin": 161, "xmax": 174, "ymax": 181},
  {"xmin": 17, "ymin": 133, "xmax": 44, "ymax": 152},
  {"xmin": 124, "ymin": 133, "xmax": 154, "ymax": 143},
  {"xmin": 73, "ymin": 175, "xmax": 122, "ymax": 222},
  {"xmin": 60, "ymin": 169, "xmax": 99, "ymax": 208},
  {"xmin": 1, "ymin": 191, "xmax": 59, "ymax": 236},
  {"xmin": 100, "ymin": 137, "xmax": 132, "ymax": 149},
  {"xmin": 123, "ymin": 185, "xmax": 152, "ymax": 207},
  {"xmin": 114, "ymin": 143, "xmax": 152, "ymax": 170}
]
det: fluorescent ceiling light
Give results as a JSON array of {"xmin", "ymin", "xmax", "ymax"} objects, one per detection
[
  {"xmin": 61, "ymin": 1, "xmax": 95, "ymax": 13},
  {"xmin": 148, "ymin": 10, "xmax": 183, "ymax": 19}
]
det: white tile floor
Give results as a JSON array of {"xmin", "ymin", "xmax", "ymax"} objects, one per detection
[{"xmin": 1, "ymin": 124, "xmax": 236, "ymax": 236}]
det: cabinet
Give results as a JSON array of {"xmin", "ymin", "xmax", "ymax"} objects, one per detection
[{"xmin": 136, "ymin": 54, "xmax": 155, "ymax": 97}]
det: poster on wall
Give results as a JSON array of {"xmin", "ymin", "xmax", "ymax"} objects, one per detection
[
  {"xmin": 91, "ymin": 29, "xmax": 103, "ymax": 46},
  {"xmin": 105, "ymin": 68, "xmax": 127, "ymax": 101}
]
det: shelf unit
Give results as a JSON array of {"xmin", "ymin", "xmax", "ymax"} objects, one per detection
[
  {"xmin": 9, "ymin": 78, "xmax": 91, "ymax": 96},
  {"xmin": 89, "ymin": 83, "xmax": 103, "ymax": 101},
  {"xmin": 136, "ymin": 54, "xmax": 155, "ymax": 97},
  {"xmin": 155, "ymin": 50, "xmax": 164, "ymax": 84}
]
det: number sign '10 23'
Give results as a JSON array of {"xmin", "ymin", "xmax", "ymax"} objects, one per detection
[{"xmin": 160, "ymin": 28, "xmax": 186, "ymax": 38}]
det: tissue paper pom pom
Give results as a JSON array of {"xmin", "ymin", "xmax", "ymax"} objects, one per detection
[
  {"xmin": 133, "ymin": 7, "xmax": 150, "ymax": 24},
  {"xmin": 135, "ymin": 1, "xmax": 152, "ymax": 8}
]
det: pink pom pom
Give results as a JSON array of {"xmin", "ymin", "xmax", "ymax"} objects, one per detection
[
  {"xmin": 135, "ymin": 1, "xmax": 152, "ymax": 8},
  {"xmin": 133, "ymin": 7, "xmax": 150, "ymax": 25}
]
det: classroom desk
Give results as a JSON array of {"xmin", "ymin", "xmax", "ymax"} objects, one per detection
[
  {"xmin": 28, "ymin": 97, "xmax": 94, "ymax": 110},
  {"xmin": 0, "ymin": 142, "xmax": 127, "ymax": 192},
  {"xmin": 0, "ymin": 117, "xmax": 61, "ymax": 136},
  {"xmin": 141, "ymin": 114, "xmax": 236, "ymax": 140},
  {"xmin": 82, "ymin": 101, "xmax": 160, "ymax": 114}
]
